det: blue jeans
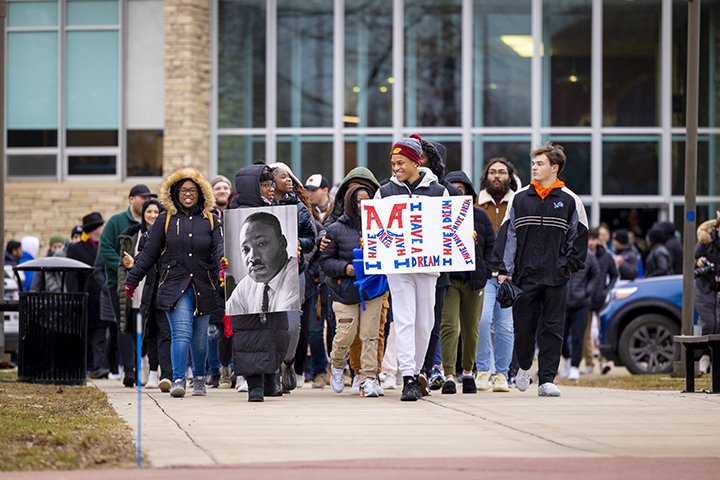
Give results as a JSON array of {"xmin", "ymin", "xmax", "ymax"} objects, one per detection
[
  {"xmin": 166, "ymin": 288, "xmax": 210, "ymax": 381},
  {"xmin": 475, "ymin": 277, "xmax": 514, "ymax": 376}
]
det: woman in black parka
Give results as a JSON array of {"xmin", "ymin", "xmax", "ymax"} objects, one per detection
[{"xmin": 126, "ymin": 167, "xmax": 224, "ymax": 398}]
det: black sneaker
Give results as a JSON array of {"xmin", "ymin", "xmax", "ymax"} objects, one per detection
[
  {"xmin": 462, "ymin": 375, "xmax": 477, "ymax": 394},
  {"xmin": 281, "ymin": 362, "xmax": 297, "ymax": 391},
  {"xmin": 248, "ymin": 386, "xmax": 264, "ymax": 402},
  {"xmin": 401, "ymin": 376, "xmax": 421, "ymax": 402},
  {"xmin": 123, "ymin": 375, "xmax": 135, "ymax": 388},
  {"xmin": 441, "ymin": 378, "xmax": 457, "ymax": 394},
  {"xmin": 207, "ymin": 373, "xmax": 220, "ymax": 388}
]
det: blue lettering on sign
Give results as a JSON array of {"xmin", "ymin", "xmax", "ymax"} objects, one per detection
[
  {"xmin": 410, "ymin": 202, "xmax": 422, "ymax": 211},
  {"xmin": 365, "ymin": 261, "xmax": 382, "ymax": 271},
  {"xmin": 442, "ymin": 257, "xmax": 453, "ymax": 266},
  {"xmin": 394, "ymin": 258, "xmax": 410, "ymax": 268}
]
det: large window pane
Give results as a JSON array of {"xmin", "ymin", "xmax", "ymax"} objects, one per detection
[
  {"xmin": 603, "ymin": 0, "xmax": 661, "ymax": 127},
  {"xmin": 602, "ymin": 138, "xmax": 660, "ymax": 195},
  {"xmin": 66, "ymin": 30, "xmax": 119, "ymax": 131},
  {"xmin": 344, "ymin": 136, "xmax": 393, "ymax": 183},
  {"xmin": 473, "ymin": 136, "xmax": 531, "ymax": 186},
  {"xmin": 542, "ymin": 0, "xmax": 591, "ymax": 127},
  {"xmin": 7, "ymin": 32, "xmax": 58, "ymax": 130},
  {"xmin": 672, "ymin": 0, "xmax": 720, "ymax": 128},
  {"xmin": 600, "ymin": 207, "xmax": 660, "ymax": 238},
  {"xmin": 8, "ymin": 1, "xmax": 58, "ymax": 27},
  {"xmin": 277, "ymin": 136, "xmax": 332, "ymax": 182},
  {"xmin": 406, "ymin": 0, "xmax": 462, "ymax": 127},
  {"xmin": 277, "ymin": 1, "xmax": 333, "ymax": 128},
  {"xmin": 8, "ymin": 155, "xmax": 57, "ymax": 177},
  {"xmin": 474, "ymin": 0, "xmax": 531, "ymax": 127},
  {"xmin": 672, "ymin": 136, "xmax": 720, "ymax": 196},
  {"xmin": 217, "ymin": 135, "xmax": 266, "ymax": 181},
  {"xmin": 127, "ymin": 130, "xmax": 163, "ymax": 177},
  {"xmin": 541, "ymin": 137, "xmax": 590, "ymax": 195},
  {"xmin": 218, "ymin": 0, "xmax": 266, "ymax": 128},
  {"xmin": 345, "ymin": 0, "xmax": 392, "ymax": 128},
  {"xmin": 67, "ymin": 0, "xmax": 118, "ymax": 26}
]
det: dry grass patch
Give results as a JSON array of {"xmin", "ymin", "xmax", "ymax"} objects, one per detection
[
  {"xmin": 571, "ymin": 373, "xmax": 713, "ymax": 391},
  {"xmin": 0, "ymin": 371, "xmax": 137, "ymax": 471}
]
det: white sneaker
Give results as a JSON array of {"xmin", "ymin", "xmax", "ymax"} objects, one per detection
[
  {"xmin": 515, "ymin": 368, "xmax": 531, "ymax": 392},
  {"xmin": 145, "ymin": 370, "xmax": 159, "ymax": 389},
  {"xmin": 330, "ymin": 367, "xmax": 345, "ymax": 393},
  {"xmin": 568, "ymin": 366, "xmax": 580, "ymax": 381},
  {"xmin": 108, "ymin": 365, "xmax": 125, "ymax": 381},
  {"xmin": 583, "ymin": 365, "xmax": 594, "ymax": 375},
  {"xmin": 699, "ymin": 355, "xmax": 711, "ymax": 374},
  {"xmin": 381, "ymin": 374, "xmax": 396, "ymax": 390},
  {"xmin": 538, "ymin": 382, "xmax": 561, "ymax": 397},
  {"xmin": 360, "ymin": 379, "xmax": 380, "ymax": 397},
  {"xmin": 236, "ymin": 376, "xmax": 248, "ymax": 392},
  {"xmin": 141, "ymin": 356, "xmax": 150, "ymax": 386},
  {"xmin": 349, "ymin": 375, "xmax": 361, "ymax": 395},
  {"xmin": 561, "ymin": 357, "xmax": 571, "ymax": 378},
  {"xmin": 377, "ymin": 382, "xmax": 385, "ymax": 396},
  {"xmin": 476, "ymin": 371, "xmax": 492, "ymax": 391},
  {"xmin": 296, "ymin": 374, "xmax": 305, "ymax": 388},
  {"xmin": 492, "ymin": 373, "xmax": 510, "ymax": 392}
]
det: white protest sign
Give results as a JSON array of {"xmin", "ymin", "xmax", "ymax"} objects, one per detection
[{"xmin": 361, "ymin": 196, "xmax": 475, "ymax": 274}]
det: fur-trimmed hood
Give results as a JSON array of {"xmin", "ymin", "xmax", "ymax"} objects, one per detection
[
  {"xmin": 159, "ymin": 167, "xmax": 216, "ymax": 217},
  {"xmin": 697, "ymin": 211, "xmax": 720, "ymax": 245}
]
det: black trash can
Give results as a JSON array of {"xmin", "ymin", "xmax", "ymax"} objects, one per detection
[{"xmin": 14, "ymin": 257, "xmax": 93, "ymax": 385}]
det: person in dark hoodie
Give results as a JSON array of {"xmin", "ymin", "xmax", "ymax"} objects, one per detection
[
  {"xmin": 416, "ymin": 137, "xmax": 461, "ymax": 392},
  {"xmin": 322, "ymin": 184, "xmax": 385, "ymax": 397},
  {"xmin": 439, "ymin": 171, "xmax": 495, "ymax": 394},
  {"xmin": 586, "ymin": 227, "xmax": 618, "ymax": 375},
  {"xmin": 125, "ymin": 167, "xmax": 224, "ymax": 399},
  {"xmin": 644, "ymin": 226, "xmax": 673, "ymax": 278},
  {"xmin": 655, "ymin": 221, "xmax": 683, "ymax": 274},
  {"xmin": 226, "ymin": 164, "xmax": 291, "ymax": 402}
]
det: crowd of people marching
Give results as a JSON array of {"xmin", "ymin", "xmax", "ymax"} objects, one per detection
[{"xmin": 5, "ymin": 135, "xmax": 719, "ymax": 402}]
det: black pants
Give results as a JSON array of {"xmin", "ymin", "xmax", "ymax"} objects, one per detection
[
  {"xmin": 512, "ymin": 283, "xmax": 567, "ymax": 385},
  {"xmin": 294, "ymin": 292, "xmax": 314, "ymax": 376},
  {"xmin": 422, "ymin": 284, "xmax": 448, "ymax": 374},
  {"xmin": 562, "ymin": 306, "xmax": 589, "ymax": 368},
  {"xmin": 87, "ymin": 325, "xmax": 108, "ymax": 372},
  {"xmin": 219, "ymin": 335, "xmax": 232, "ymax": 368}
]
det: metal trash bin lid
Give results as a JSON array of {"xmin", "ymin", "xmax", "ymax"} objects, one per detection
[{"xmin": 13, "ymin": 257, "xmax": 93, "ymax": 272}]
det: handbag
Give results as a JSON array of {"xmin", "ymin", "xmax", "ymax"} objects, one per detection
[
  {"xmin": 352, "ymin": 248, "xmax": 389, "ymax": 310},
  {"xmin": 497, "ymin": 279, "xmax": 524, "ymax": 309}
]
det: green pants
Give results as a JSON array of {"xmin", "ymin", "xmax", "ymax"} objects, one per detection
[{"xmin": 440, "ymin": 278, "xmax": 483, "ymax": 375}]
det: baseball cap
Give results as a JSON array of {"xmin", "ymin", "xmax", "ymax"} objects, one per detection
[
  {"xmin": 128, "ymin": 184, "xmax": 157, "ymax": 198},
  {"xmin": 304, "ymin": 174, "xmax": 329, "ymax": 191}
]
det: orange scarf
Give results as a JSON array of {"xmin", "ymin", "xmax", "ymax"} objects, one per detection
[{"xmin": 531, "ymin": 179, "xmax": 565, "ymax": 200}]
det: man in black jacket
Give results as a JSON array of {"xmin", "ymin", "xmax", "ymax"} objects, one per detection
[
  {"xmin": 493, "ymin": 143, "xmax": 588, "ymax": 397},
  {"xmin": 587, "ymin": 227, "xmax": 618, "ymax": 374}
]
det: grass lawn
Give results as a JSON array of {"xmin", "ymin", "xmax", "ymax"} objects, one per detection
[
  {"xmin": 0, "ymin": 371, "xmax": 137, "ymax": 471},
  {"xmin": 572, "ymin": 373, "xmax": 713, "ymax": 391}
]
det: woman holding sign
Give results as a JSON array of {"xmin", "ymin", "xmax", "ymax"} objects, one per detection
[{"xmin": 375, "ymin": 135, "xmax": 448, "ymax": 402}]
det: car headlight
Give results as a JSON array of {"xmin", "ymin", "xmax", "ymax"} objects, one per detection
[{"xmin": 606, "ymin": 286, "xmax": 638, "ymax": 303}]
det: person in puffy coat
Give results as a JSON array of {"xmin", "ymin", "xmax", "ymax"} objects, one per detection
[
  {"xmin": 694, "ymin": 212, "xmax": 720, "ymax": 336},
  {"xmin": 227, "ymin": 163, "xmax": 291, "ymax": 402},
  {"xmin": 125, "ymin": 168, "xmax": 224, "ymax": 398},
  {"xmin": 321, "ymin": 184, "xmax": 385, "ymax": 397}
]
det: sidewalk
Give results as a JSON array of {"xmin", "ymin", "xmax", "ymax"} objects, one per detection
[{"xmin": 4, "ymin": 379, "xmax": 720, "ymax": 479}]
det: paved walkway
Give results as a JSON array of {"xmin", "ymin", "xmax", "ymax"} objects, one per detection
[{"xmin": 3, "ymin": 379, "xmax": 720, "ymax": 479}]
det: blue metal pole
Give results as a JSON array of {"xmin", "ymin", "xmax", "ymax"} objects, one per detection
[{"xmin": 136, "ymin": 311, "xmax": 142, "ymax": 467}]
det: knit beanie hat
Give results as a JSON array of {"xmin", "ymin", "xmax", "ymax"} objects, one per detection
[
  {"xmin": 210, "ymin": 175, "xmax": 232, "ymax": 189},
  {"xmin": 49, "ymin": 234, "xmax": 65, "ymax": 247},
  {"xmin": 390, "ymin": 135, "xmax": 423, "ymax": 166}
]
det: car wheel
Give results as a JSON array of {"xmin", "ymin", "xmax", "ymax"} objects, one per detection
[{"xmin": 618, "ymin": 314, "xmax": 679, "ymax": 374}]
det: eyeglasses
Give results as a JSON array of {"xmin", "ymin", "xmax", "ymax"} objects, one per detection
[
  {"xmin": 260, "ymin": 181, "xmax": 276, "ymax": 189},
  {"xmin": 488, "ymin": 169, "xmax": 509, "ymax": 176},
  {"xmin": 179, "ymin": 187, "xmax": 198, "ymax": 195}
]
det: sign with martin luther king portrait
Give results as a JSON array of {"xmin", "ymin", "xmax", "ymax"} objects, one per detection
[
  {"xmin": 361, "ymin": 196, "xmax": 476, "ymax": 275},
  {"xmin": 224, "ymin": 205, "xmax": 300, "ymax": 315}
]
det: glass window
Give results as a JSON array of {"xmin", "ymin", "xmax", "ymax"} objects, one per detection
[
  {"xmin": 602, "ymin": 138, "xmax": 660, "ymax": 195},
  {"xmin": 344, "ymin": 136, "xmax": 393, "ymax": 182},
  {"xmin": 217, "ymin": 135, "xmax": 266, "ymax": 181},
  {"xmin": 600, "ymin": 207, "xmax": 660, "ymax": 239},
  {"xmin": 277, "ymin": 0, "xmax": 334, "ymax": 128},
  {"xmin": 542, "ymin": 0, "xmax": 591, "ymax": 127},
  {"xmin": 406, "ymin": 0, "xmax": 462, "ymax": 127},
  {"xmin": 423, "ymin": 136, "xmax": 462, "ymax": 175},
  {"xmin": 127, "ymin": 130, "xmax": 163, "ymax": 177},
  {"xmin": 603, "ymin": 0, "xmax": 661, "ymax": 127},
  {"xmin": 672, "ymin": 0, "xmax": 720, "ymax": 128},
  {"xmin": 8, "ymin": 1, "xmax": 58, "ymax": 27},
  {"xmin": 473, "ymin": 136, "xmax": 531, "ymax": 186},
  {"xmin": 277, "ymin": 136, "xmax": 333, "ymax": 182},
  {"xmin": 7, "ymin": 32, "xmax": 58, "ymax": 136},
  {"xmin": 345, "ymin": 0, "xmax": 392, "ymax": 128},
  {"xmin": 68, "ymin": 155, "xmax": 116, "ymax": 175},
  {"xmin": 7, "ymin": 155, "xmax": 57, "ymax": 177},
  {"xmin": 218, "ymin": 0, "xmax": 266, "ymax": 128},
  {"xmin": 66, "ymin": 31, "xmax": 119, "ymax": 134},
  {"xmin": 672, "ymin": 136, "xmax": 720, "ymax": 196},
  {"xmin": 674, "ymin": 204, "xmax": 718, "ymax": 229},
  {"xmin": 474, "ymin": 0, "xmax": 531, "ymax": 127},
  {"xmin": 67, "ymin": 0, "xmax": 118, "ymax": 26},
  {"xmin": 67, "ymin": 130, "xmax": 117, "ymax": 147},
  {"xmin": 541, "ymin": 137, "xmax": 590, "ymax": 195}
]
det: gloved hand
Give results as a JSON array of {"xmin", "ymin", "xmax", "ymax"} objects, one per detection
[
  {"xmin": 223, "ymin": 313, "xmax": 232, "ymax": 338},
  {"xmin": 219, "ymin": 257, "xmax": 228, "ymax": 288},
  {"xmin": 125, "ymin": 283, "xmax": 137, "ymax": 300}
]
